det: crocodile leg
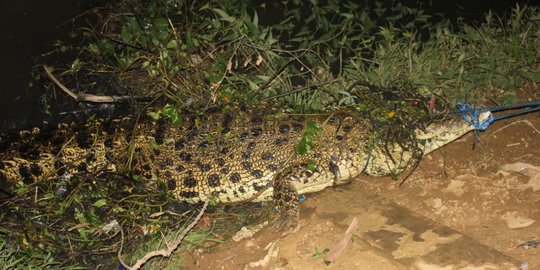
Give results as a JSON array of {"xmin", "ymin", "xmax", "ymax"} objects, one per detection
[{"xmin": 272, "ymin": 169, "xmax": 301, "ymax": 233}]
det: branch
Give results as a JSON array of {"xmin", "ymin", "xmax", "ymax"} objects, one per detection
[
  {"xmin": 43, "ymin": 65, "xmax": 140, "ymax": 103},
  {"xmin": 118, "ymin": 200, "xmax": 209, "ymax": 270},
  {"xmin": 256, "ymin": 58, "xmax": 295, "ymax": 92},
  {"xmin": 261, "ymin": 78, "xmax": 342, "ymax": 102}
]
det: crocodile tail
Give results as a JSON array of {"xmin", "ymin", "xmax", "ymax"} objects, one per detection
[{"xmin": 0, "ymin": 120, "xmax": 127, "ymax": 189}]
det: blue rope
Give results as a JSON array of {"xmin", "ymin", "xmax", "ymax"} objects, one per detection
[
  {"xmin": 456, "ymin": 103, "xmax": 494, "ymax": 131},
  {"xmin": 457, "ymin": 100, "xmax": 540, "ymax": 141}
]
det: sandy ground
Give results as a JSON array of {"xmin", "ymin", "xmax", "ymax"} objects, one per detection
[{"xmin": 180, "ymin": 111, "xmax": 540, "ymax": 270}]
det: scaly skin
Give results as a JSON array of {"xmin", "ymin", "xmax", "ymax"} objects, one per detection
[{"xmin": 0, "ymin": 109, "xmax": 489, "ymax": 208}]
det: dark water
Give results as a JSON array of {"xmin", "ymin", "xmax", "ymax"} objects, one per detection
[{"xmin": 0, "ymin": 0, "xmax": 538, "ymax": 131}]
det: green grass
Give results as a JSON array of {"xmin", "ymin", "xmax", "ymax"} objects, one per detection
[
  {"xmin": 0, "ymin": 237, "xmax": 82, "ymax": 270},
  {"xmin": 346, "ymin": 4, "xmax": 540, "ymax": 105}
]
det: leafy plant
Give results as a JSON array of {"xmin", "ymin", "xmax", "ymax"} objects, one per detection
[{"xmin": 296, "ymin": 121, "xmax": 322, "ymax": 155}]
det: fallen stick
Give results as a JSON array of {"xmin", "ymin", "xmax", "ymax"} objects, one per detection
[
  {"xmin": 118, "ymin": 200, "xmax": 209, "ymax": 270},
  {"xmin": 43, "ymin": 65, "xmax": 137, "ymax": 103},
  {"xmin": 324, "ymin": 217, "xmax": 359, "ymax": 263}
]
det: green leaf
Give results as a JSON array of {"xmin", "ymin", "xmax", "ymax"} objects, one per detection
[
  {"xmin": 121, "ymin": 29, "xmax": 133, "ymax": 44},
  {"xmin": 92, "ymin": 199, "xmax": 107, "ymax": 208},
  {"xmin": 170, "ymin": 114, "xmax": 182, "ymax": 128},
  {"xmin": 154, "ymin": 18, "xmax": 169, "ymax": 29},
  {"xmin": 253, "ymin": 10, "xmax": 259, "ymax": 26},
  {"xmin": 166, "ymin": 39, "xmax": 177, "ymax": 49},
  {"xmin": 340, "ymin": 13, "xmax": 353, "ymax": 19},
  {"xmin": 306, "ymin": 160, "xmax": 318, "ymax": 172},
  {"xmin": 306, "ymin": 121, "xmax": 322, "ymax": 133},
  {"xmin": 147, "ymin": 111, "xmax": 161, "ymax": 121},
  {"xmin": 163, "ymin": 104, "xmax": 176, "ymax": 115},
  {"xmin": 114, "ymin": 207, "xmax": 126, "ymax": 213},
  {"xmin": 247, "ymin": 79, "xmax": 258, "ymax": 91},
  {"xmin": 296, "ymin": 121, "xmax": 321, "ymax": 155},
  {"xmin": 209, "ymin": 195, "xmax": 219, "ymax": 206},
  {"xmin": 212, "ymin": 8, "xmax": 236, "ymax": 22}
]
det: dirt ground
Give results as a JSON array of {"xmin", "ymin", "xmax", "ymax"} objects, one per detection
[{"xmin": 181, "ymin": 105, "xmax": 540, "ymax": 269}]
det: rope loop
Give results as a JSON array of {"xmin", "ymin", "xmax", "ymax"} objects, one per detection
[{"xmin": 457, "ymin": 103, "xmax": 494, "ymax": 131}]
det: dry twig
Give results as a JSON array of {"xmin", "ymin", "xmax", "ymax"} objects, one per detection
[
  {"xmin": 324, "ymin": 217, "xmax": 359, "ymax": 263},
  {"xmin": 118, "ymin": 200, "xmax": 209, "ymax": 270},
  {"xmin": 43, "ymin": 65, "xmax": 137, "ymax": 103}
]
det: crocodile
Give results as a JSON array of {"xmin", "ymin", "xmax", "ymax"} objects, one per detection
[{"xmin": 0, "ymin": 108, "xmax": 490, "ymax": 227}]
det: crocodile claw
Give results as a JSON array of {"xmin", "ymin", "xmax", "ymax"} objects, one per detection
[{"xmin": 272, "ymin": 208, "xmax": 300, "ymax": 235}]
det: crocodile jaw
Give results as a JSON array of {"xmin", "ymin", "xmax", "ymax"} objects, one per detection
[{"xmin": 417, "ymin": 111, "xmax": 492, "ymax": 155}]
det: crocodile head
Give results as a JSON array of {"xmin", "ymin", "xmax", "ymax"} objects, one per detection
[
  {"xmin": 417, "ymin": 111, "xmax": 492, "ymax": 155},
  {"xmin": 364, "ymin": 111, "xmax": 492, "ymax": 176}
]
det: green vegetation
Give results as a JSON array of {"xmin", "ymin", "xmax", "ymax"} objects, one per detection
[
  {"xmin": 0, "ymin": 236, "xmax": 82, "ymax": 270},
  {"xmin": 45, "ymin": 1, "xmax": 540, "ymax": 112},
  {"xmin": 3, "ymin": 0, "xmax": 539, "ymax": 268}
]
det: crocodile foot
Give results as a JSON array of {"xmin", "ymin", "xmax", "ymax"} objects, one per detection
[
  {"xmin": 272, "ymin": 173, "xmax": 301, "ymax": 234},
  {"xmin": 272, "ymin": 207, "xmax": 300, "ymax": 234}
]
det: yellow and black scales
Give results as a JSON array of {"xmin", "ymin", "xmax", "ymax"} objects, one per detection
[{"xmin": 0, "ymin": 108, "xmax": 483, "ymax": 225}]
